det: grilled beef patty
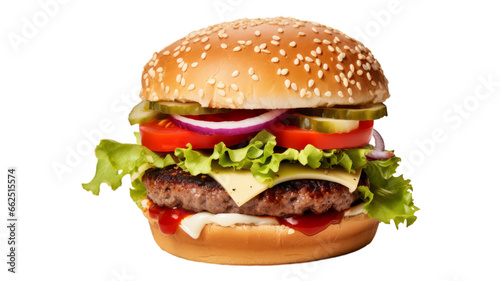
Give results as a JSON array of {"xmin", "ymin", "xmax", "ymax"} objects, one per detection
[{"xmin": 143, "ymin": 166, "xmax": 367, "ymax": 217}]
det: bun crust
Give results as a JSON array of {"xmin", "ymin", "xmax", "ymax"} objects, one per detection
[
  {"xmin": 140, "ymin": 17, "xmax": 389, "ymax": 109},
  {"xmin": 143, "ymin": 209, "xmax": 379, "ymax": 265}
]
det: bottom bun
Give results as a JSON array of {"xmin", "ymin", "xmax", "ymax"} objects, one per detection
[{"xmin": 143, "ymin": 209, "xmax": 379, "ymax": 265}]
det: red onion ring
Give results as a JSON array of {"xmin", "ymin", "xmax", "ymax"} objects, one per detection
[
  {"xmin": 366, "ymin": 129, "xmax": 395, "ymax": 161},
  {"xmin": 170, "ymin": 109, "xmax": 289, "ymax": 136}
]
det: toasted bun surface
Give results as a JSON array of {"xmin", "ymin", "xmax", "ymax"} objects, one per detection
[
  {"xmin": 143, "ymin": 209, "xmax": 379, "ymax": 265},
  {"xmin": 140, "ymin": 17, "xmax": 389, "ymax": 109}
]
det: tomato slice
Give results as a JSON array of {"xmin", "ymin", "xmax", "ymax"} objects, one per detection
[
  {"xmin": 140, "ymin": 118, "xmax": 256, "ymax": 152},
  {"xmin": 268, "ymin": 120, "xmax": 373, "ymax": 150}
]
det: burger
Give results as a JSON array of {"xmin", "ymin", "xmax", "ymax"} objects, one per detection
[{"xmin": 83, "ymin": 17, "xmax": 418, "ymax": 265}]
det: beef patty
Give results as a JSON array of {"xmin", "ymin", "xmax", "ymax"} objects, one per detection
[{"xmin": 143, "ymin": 166, "xmax": 367, "ymax": 217}]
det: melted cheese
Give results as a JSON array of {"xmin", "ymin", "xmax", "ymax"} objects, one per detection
[{"xmin": 209, "ymin": 164, "xmax": 361, "ymax": 206}]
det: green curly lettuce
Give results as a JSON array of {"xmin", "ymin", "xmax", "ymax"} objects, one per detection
[{"xmin": 83, "ymin": 130, "xmax": 418, "ymax": 227}]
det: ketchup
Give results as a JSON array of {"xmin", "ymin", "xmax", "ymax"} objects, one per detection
[
  {"xmin": 148, "ymin": 202, "xmax": 344, "ymax": 236},
  {"xmin": 277, "ymin": 210, "xmax": 345, "ymax": 236},
  {"xmin": 148, "ymin": 204, "xmax": 194, "ymax": 235}
]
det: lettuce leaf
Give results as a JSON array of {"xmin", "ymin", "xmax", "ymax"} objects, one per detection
[
  {"xmin": 83, "ymin": 130, "xmax": 418, "ymax": 227},
  {"xmin": 82, "ymin": 139, "xmax": 176, "ymax": 207}
]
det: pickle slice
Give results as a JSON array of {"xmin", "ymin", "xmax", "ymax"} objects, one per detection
[
  {"xmin": 150, "ymin": 101, "xmax": 230, "ymax": 115},
  {"xmin": 288, "ymin": 114, "xmax": 359, "ymax": 134},
  {"xmin": 128, "ymin": 101, "xmax": 167, "ymax": 125},
  {"xmin": 295, "ymin": 103, "xmax": 387, "ymax": 120}
]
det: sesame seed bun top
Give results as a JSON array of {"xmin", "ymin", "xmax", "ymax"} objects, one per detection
[{"xmin": 139, "ymin": 17, "xmax": 390, "ymax": 109}]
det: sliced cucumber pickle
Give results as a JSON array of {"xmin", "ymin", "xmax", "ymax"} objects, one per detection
[
  {"xmin": 296, "ymin": 103, "xmax": 387, "ymax": 120},
  {"xmin": 150, "ymin": 101, "xmax": 230, "ymax": 115},
  {"xmin": 288, "ymin": 114, "xmax": 360, "ymax": 134},
  {"xmin": 128, "ymin": 101, "xmax": 167, "ymax": 125}
]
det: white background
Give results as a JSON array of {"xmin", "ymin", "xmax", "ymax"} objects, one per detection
[{"xmin": 1, "ymin": 0, "xmax": 499, "ymax": 280}]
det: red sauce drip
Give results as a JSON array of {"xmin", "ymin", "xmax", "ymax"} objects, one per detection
[
  {"xmin": 148, "ymin": 204, "xmax": 194, "ymax": 235},
  {"xmin": 277, "ymin": 210, "xmax": 345, "ymax": 236}
]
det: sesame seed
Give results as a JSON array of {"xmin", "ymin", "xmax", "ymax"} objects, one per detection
[
  {"xmin": 157, "ymin": 67, "xmax": 163, "ymax": 72},
  {"xmin": 178, "ymin": 61, "xmax": 184, "ymax": 69},
  {"xmin": 311, "ymin": 51, "xmax": 318, "ymax": 57},
  {"xmin": 338, "ymin": 91, "xmax": 344, "ymax": 97},
  {"xmin": 314, "ymin": 38, "xmax": 321, "ymax": 43},
  {"xmin": 294, "ymin": 58, "xmax": 300, "ymax": 65},
  {"xmin": 323, "ymin": 63, "xmax": 329, "ymax": 70},
  {"xmin": 316, "ymin": 47, "xmax": 322, "ymax": 55},
  {"xmin": 217, "ymin": 82, "xmax": 225, "ymax": 89},
  {"xmin": 246, "ymin": 40, "xmax": 252, "ymax": 45},
  {"xmin": 315, "ymin": 59, "xmax": 321, "ymax": 66},
  {"xmin": 300, "ymin": 89, "xmax": 306, "ymax": 97},
  {"xmin": 336, "ymin": 64, "xmax": 344, "ymax": 71},
  {"xmin": 161, "ymin": 82, "xmax": 164, "ymax": 90},
  {"xmin": 165, "ymin": 86, "xmax": 170, "ymax": 94},
  {"xmin": 176, "ymin": 58, "xmax": 183, "ymax": 63},
  {"xmin": 328, "ymin": 45, "xmax": 334, "ymax": 52},
  {"xmin": 201, "ymin": 52, "xmax": 207, "ymax": 59},
  {"xmin": 271, "ymin": 57, "xmax": 279, "ymax": 63},
  {"xmin": 305, "ymin": 56, "xmax": 314, "ymax": 62},
  {"xmin": 163, "ymin": 51, "xmax": 171, "ymax": 55},
  {"xmin": 337, "ymin": 53, "xmax": 345, "ymax": 62},
  {"xmin": 226, "ymin": 98, "xmax": 233, "ymax": 103},
  {"xmin": 271, "ymin": 40, "xmax": 279, "ymax": 46},
  {"xmin": 272, "ymin": 35, "xmax": 280, "ymax": 40},
  {"xmin": 188, "ymin": 84, "xmax": 195, "ymax": 91},
  {"xmin": 254, "ymin": 46, "xmax": 261, "ymax": 53},
  {"xmin": 335, "ymin": 75, "xmax": 340, "ymax": 83},
  {"xmin": 238, "ymin": 40, "xmax": 246, "ymax": 44},
  {"xmin": 312, "ymin": 27, "xmax": 318, "ymax": 33},
  {"xmin": 336, "ymin": 46, "xmax": 342, "ymax": 53},
  {"xmin": 349, "ymin": 97, "xmax": 354, "ymax": 103},
  {"xmin": 297, "ymin": 54, "xmax": 304, "ymax": 60},
  {"xmin": 280, "ymin": 49, "xmax": 286, "ymax": 56},
  {"xmin": 318, "ymin": 70, "xmax": 324, "ymax": 79},
  {"xmin": 350, "ymin": 64, "xmax": 355, "ymax": 72},
  {"xmin": 291, "ymin": 83, "xmax": 298, "ymax": 91},
  {"xmin": 324, "ymin": 29, "xmax": 333, "ymax": 34},
  {"xmin": 343, "ymin": 78, "xmax": 349, "ymax": 87},
  {"xmin": 285, "ymin": 79, "xmax": 291, "ymax": 88},
  {"xmin": 237, "ymin": 96, "xmax": 244, "ymax": 104},
  {"xmin": 324, "ymin": 91, "xmax": 332, "ymax": 97},
  {"xmin": 371, "ymin": 81, "xmax": 377, "ymax": 86},
  {"xmin": 298, "ymin": 32, "xmax": 306, "ymax": 36},
  {"xmin": 357, "ymin": 70, "xmax": 363, "ymax": 75},
  {"xmin": 251, "ymin": 74, "xmax": 259, "ymax": 81},
  {"xmin": 231, "ymin": 84, "xmax": 238, "ymax": 91},
  {"xmin": 259, "ymin": 43, "xmax": 267, "ymax": 49},
  {"xmin": 204, "ymin": 44, "xmax": 211, "ymax": 50},
  {"xmin": 322, "ymin": 39, "xmax": 331, "ymax": 45},
  {"xmin": 348, "ymin": 88, "xmax": 353, "ymax": 96},
  {"xmin": 208, "ymin": 78, "xmax": 216, "ymax": 85},
  {"xmin": 186, "ymin": 47, "xmax": 191, "ymax": 52},
  {"xmin": 278, "ymin": 28, "xmax": 284, "ymax": 33},
  {"xmin": 304, "ymin": 64, "xmax": 310, "ymax": 72},
  {"xmin": 281, "ymin": 68, "xmax": 289, "ymax": 75},
  {"xmin": 176, "ymin": 74, "xmax": 182, "ymax": 83},
  {"xmin": 233, "ymin": 46, "xmax": 242, "ymax": 52},
  {"xmin": 367, "ymin": 72, "xmax": 372, "ymax": 80},
  {"xmin": 173, "ymin": 51, "xmax": 180, "ymax": 57},
  {"xmin": 173, "ymin": 89, "xmax": 179, "ymax": 98},
  {"xmin": 261, "ymin": 49, "xmax": 271, "ymax": 54},
  {"xmin": 248, "ymin": 67, "xmax": 254, "ymax": 75},
  {"xmin": 358, "ymin": 54, "xmax": 366, "ymax": 60},
  {"xmin": 350, "ymin": 79, "xmax": 355, "ymax": 85},
  {"xmin": 218, "ymin": 90, "xmax": 226, "ymax": 96},
  {"xmin": 181, "ymin": 78, "xmax": 186, "ymax": 86},
  {"xmin": 145, "ymin": 78, "xmax": 149, "ymax": 87},
  {"xmin": 334, "ymin": 37, "xmax": 340, "ymax": 43},
  {"xmin": 347, "ymin": 71, "xmax": 353, "ymax": 79},
  {"xmin": 174, "ymin": 46, "xmax": 180, "ymax": 51},
  {"xmin": 314, "ymin": 88, "xmax": 320, "ymax": 96},
  {"xmin": 198, "ymin": 89, "xmax": 204, "ymax": 97},
  {"xmin": 182, "ymin": 64, "xmax": 188, "ymax": 72},
  {"xmin": 148, "ymin": 68, "xmax": 156, "ymax": 78},
  {"xmin": 232, "ymin": 70, "xmax": 239, "ymax": 77},
  {"xmin": 191, "ymin": 62, "xmax": 199, "ymax": 67},
  {"xmin": 308, "ymin": 79, "xmax": 315, "ymax": 87},
  {"xmin": 356, "ymin": 82, "xmax": 362, "ymax": 90},
  {"xmin": 201, "ymin": 37, "xmax": 209, "ymax": 43},
  {"xmin": 255, "ymin": 30, "xmax": 261, "ymax": 36},
  {"xmin": 221, "ymin": 43, "xmax": 228, "ymax": 49},
  {"xmin": 180, "ymin": 45, "xmax": 186, "ymax": 52},
  {"xmin": 289, "ymin": 41, "xmax": 297, "ymax": 48}
]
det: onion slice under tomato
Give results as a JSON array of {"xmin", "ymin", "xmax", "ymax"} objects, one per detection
[
  {"xmin": 366, "ymin": 129, "xmax": 395, "ymax": 161},
  {"xmin": 170, "ymin": 109, "xmax": 289, "ymax": 136}
]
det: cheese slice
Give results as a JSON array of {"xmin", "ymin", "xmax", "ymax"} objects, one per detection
[{"xmin": 209, "ymin": 164, "xmax": 361, "ymax": 207}]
